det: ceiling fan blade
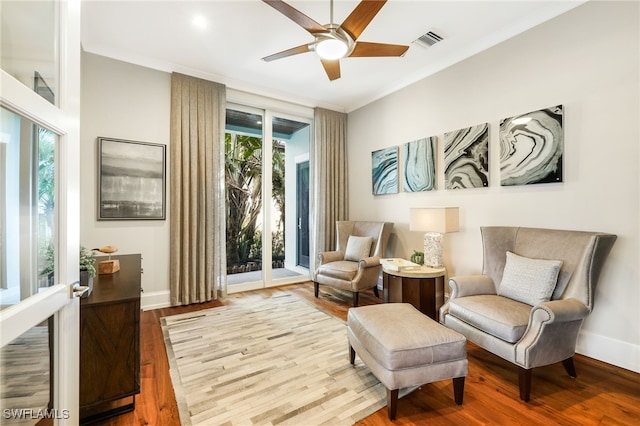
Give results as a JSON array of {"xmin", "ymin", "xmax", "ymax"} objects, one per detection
[
  {"xmin": 340, "ymin": 0, "xmax": 387, "ymax": 40},
  {"xmin": 320, "ymin": 59, "xmax": 341, "ymax": 81},
  {"xmin": 263, "ymin": 0, "xmax": 327, "ymax": 35},
  {"xmin": 349, "ymin": 41, "xmax": 409, "ymax": 57},
  {"xmin": 262, "ymin": 44, "xmax": 311, "ymax": 62}
]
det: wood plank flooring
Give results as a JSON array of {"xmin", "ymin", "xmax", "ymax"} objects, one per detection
[{"xmin": 91, "ymin": 283, "xmax": 640, "ymax": 425}]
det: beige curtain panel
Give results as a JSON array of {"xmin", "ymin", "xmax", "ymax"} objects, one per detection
[
  {"xmin": 170, "ymin": 73, "xmax": 227, "ymax": 305},
  {"xmin": 310, "ymin": 107, "xmax": 349, "ymax": 279}
]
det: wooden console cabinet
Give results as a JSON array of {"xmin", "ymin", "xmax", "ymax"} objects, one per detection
[{"xmin": 79, "ymin": 254, "xmax": 141, "ymax": 424}]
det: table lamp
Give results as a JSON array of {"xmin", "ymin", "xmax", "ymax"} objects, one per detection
[{"xmin": 409, "ymin": 207, "xmax": 459, "ymax": 268}]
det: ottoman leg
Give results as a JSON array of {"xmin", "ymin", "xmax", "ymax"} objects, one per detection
[
  {"xmin": 453, "ymin": 377, "xmax": 465, "ymax": 405},
  {"xmin": 386, "ymin": 388, "xmax": 399, "ymax": 420},
  {"xmin": 349, "ymin": 345, "xmax": 356, "ymax": 365}
]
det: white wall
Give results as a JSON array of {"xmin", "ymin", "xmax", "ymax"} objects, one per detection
[
  {"xmin": 348, "ymin": 1, "xmax": 639, "ymax": 372},
  {"xmin": 80, "ymin": 52, "xmax": 171, "ymax": 309}
]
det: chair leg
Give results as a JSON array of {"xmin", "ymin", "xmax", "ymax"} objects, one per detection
[
  {"xmin": 353, "ymin": 292, "xmax": 359, "ymax": 307},
  {"xmin": 314, "ymin": 282, "xmax": 319, "ymax": 298},
  {"xmin": 453, "ymin": 377, "xmax": 465, "ymax": 405},
  {"xmin": 373, "ymin": 285, "xmax": 380, "ymax": 298},
  {"xmin": 518, "ymin": 367, "xmax": 532, "ymax": 402},
  {"xmin": 562, "ymin": 357, "xmax": 577, "ymax": 378},
  {"xmin": 349, "ymin": 345, "xmax": 356, "ymax": 365},
  {"xmin": 386, "ymin": 388, "xmax": 399, "ymax": 420}
]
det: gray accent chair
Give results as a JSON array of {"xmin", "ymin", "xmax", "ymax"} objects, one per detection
[
  {"xmin": 314, "ymin": 221, "xmax": 393, "ymax": 307},
  {"xmin": 440, "ymin": 226, "xmax": 617, "ymax": 401}
]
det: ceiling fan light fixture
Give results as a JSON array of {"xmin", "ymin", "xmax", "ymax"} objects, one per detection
[{"xmin": 315, "ymin": 38, "xmax": 348, "ymax": 60}]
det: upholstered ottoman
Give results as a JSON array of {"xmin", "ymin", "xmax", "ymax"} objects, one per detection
[{"xmin": 347, "ymin": 303, "xmax": 468, "ymax": 420}]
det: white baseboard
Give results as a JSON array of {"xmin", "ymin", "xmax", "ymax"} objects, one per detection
[
  {"xmin": 141, "ymin": 290, "xmax": 171, "ymax": 311},
  {"xmin": 577, "ymin": 329, "xmax": 640, "ymax": 373}
]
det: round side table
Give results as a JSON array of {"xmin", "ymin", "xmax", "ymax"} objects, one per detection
[{"xmin": 381, "ymin": 263, "xmax": 446, "ymax": 321}]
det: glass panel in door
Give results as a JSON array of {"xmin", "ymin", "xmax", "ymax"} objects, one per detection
[
  {"xmin": 225, "ymin": 109, "xmax": 264, "ymax": 287},
  {"xmin": 271, "ymin": 116, "xmax": 309, "ymax": 284}
]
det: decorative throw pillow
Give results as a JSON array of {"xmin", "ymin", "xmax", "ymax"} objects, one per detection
[
  {"xmin": 344, "ymin": 236, "xmax": 374, "ymax": 261},
  {"xmin": 498, "ymin": 251, "xmax": 563, "ymax": 306}
]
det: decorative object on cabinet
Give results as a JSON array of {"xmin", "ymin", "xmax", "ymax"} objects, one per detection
[
  {"xmin": 80, "ymin": 254, "xmax": 141, "ymax": 424},
  {"xmin": 372, "ymin": 146, "xmax": 399, "ymax": 195},
  {"xmin": 98, "ymin": 137, "xmax": 166, "ymax": 220},
  {"xmin": 499, "ymin": 105, "xmax": 563, "ymax": 186},
  {"xmin": 403, "ymin": 137, "xmax": 436, "ymax": 192},
  {"xmin": 410, "ymin": 250, "xmax": 424, "ymax": 265},
  {"xmin": 444, "ymin": 123, "xmax": 489, "ymax": 189},
  {"xmin": 409, "ymin": 207, "xmax": 459, "ymax": 268},
  {"xmin": 93, "ymin": 245, "xmax": 120, "ymax": 274}
]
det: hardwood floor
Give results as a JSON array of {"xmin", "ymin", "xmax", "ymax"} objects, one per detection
[{"xmin": 92, "ymin": 283, "xmax": 640, "ymax": 425}]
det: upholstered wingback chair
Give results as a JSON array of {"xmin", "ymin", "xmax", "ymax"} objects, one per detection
[
  {"xmin": 440, "ymin": 226, "xmax": 616, "ymax": 401},
  {"xmin": 314, "ymin": 221, "xmax": 393, "ymax": 307}
]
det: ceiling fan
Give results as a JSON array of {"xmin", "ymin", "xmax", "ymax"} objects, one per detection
[{"xmin": 262, "ymin": 0, "xmax": 409, "ymax": 81}]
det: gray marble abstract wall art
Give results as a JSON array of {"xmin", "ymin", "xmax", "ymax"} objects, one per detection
[
  {"xmin": 372, "ymin": 146, "xmax": 399, "ymax": 195},
  {"xmin": 444, "ymin": 123, "xmax": 489, "ymax": 189},
  {"xmin": 500, "ymin": 105, "xmax": 563, "ymax": 186},
  {"xmin": 403, "ymin": 137, "xmax": 436, "ymax": 192}
]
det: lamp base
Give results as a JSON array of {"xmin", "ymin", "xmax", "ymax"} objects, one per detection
[{"xmin": 423, "ymin": 232, "xmax": 444, "ymax": 268}]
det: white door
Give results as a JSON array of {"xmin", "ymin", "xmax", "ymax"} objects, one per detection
[{"xmin": 0, "ymin": 0, "xmax": 81, "ymax": 423}]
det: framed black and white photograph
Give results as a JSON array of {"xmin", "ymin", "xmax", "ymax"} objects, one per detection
[{"xmin": 98, "ymin": 137, "xmax": 166, "ymax": 220}]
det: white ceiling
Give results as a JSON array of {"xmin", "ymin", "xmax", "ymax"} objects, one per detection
[{"xmin": 81, "ymin": 0, "xmax": 585, "ymax": 112}]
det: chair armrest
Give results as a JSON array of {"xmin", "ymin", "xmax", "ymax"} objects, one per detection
[
  {"xmin": 530, "ymin": 299, "xmax": 590, "ymax": 325},
  {"xmin": 317, "ymin": 250, "xmax": 344, "ymax": 265},
  {"xmin": 448, "ymin": 275, "xmax": 496, "ymax": 299},
  {"xmin": 358, "ymin": 256, "xmax": 380, "ymax": 268},
  {"xmin": 515, "ymin": 299, "xmax": 590, "ymax": 368}
]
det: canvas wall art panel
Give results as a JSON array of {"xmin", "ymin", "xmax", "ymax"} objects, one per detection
[
  {"xmin": 372, "ymin": 146, "xmax": 399, "ymax": 195},
  {"xmin": 499, "ymin": 105, "xmax": 563, "ymax": 186},
  {"xmin": 403, "ymin": 137, "xmax": 436, "ymax": 192},
  {"xmin": 98, "ymin": 137, "xmax": 166, "ymax": 220},
  {"xmin": 444, "ymin": 123, "xmax": 489, "ymax": 189}
]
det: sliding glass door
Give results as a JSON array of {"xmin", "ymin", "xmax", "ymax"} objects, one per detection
[{"xmin": 225, "ymin": 106, "xmax": 311, "ymax": 292}]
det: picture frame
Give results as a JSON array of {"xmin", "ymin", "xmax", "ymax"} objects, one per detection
[
  {"xmin": 499, "ymin": 105, "xmax": 563, "ymax": 186},
  {"xmin": 372, "ymin": 146, "xmax": 399, "ymax": 195},
  {"xmin": 98, "ymin": 137, "xmax": 166, "ymax": 220}
]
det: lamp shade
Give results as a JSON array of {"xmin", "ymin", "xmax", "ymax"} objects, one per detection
[{"xmin": 409, "ymin": 207, "xmax": 459, "ymax": 234}]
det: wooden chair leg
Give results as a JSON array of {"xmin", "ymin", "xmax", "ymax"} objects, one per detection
[
  {"xmin": 562, "ymin": 357, "xmax": 577, "ymax": 378},
  {"xmin": 373, "ymin": 285, "xmax": 380, "ymax": 298},
  {"xmin": 518, "ymin": 367, "xmax": 532, "ymax": 402},
  {"xmin": 386, "ymin": 388, "xmax": 399, "ymax": 420},
  {"xmin": 353, "ymin": 292, "xmax": 359, "ymax": 307},
  {"xmin": 314, "ymin": 282, "xmax": 319, "ymax": 298},
  {"xmin": 349, "ymin": 345, "xmax": 356, "ymax": 365},
  {"xmin": 453, "ymin": 377, "xmax": 465, "ymax": 405}
]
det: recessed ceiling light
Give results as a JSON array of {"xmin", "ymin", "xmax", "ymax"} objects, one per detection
[{"xmin": 192, "ymin": 15, "xmax": 207, "ymax": 30}]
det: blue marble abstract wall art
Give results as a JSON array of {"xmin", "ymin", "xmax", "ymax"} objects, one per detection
[
  {"xmin": 403, "ymin": 137, "xmax": 436, "ymax": 192},
  {"xmin": 444, "ymin": 123, "xmax": 489, "ymax": 189},
  {"xmin": 372, "ymin": 146, "xmax": 399, "ymax": 195},
  {"xmin": 500, "ymin": 105, "xmax": 563, "ymax": 186}
]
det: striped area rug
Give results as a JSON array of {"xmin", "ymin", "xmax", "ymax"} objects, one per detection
[{"xmin": 161, "ymin": 293, "xmax": 386, "ymax": 425}]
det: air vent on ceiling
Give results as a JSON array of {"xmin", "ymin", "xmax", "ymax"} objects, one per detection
[{"xmin": 414, "ymin": 31, "xmax": 443, "ymax": 48}]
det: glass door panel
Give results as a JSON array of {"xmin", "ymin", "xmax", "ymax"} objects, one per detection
[
  {"xmin": 271, "ymin": 115, "xmax": 310, "ymax": 285},
  {"xmin": 225, "ymin": 108, "xmax": 264, "ymax": 288},
  {"xmin": 0, "ymin": 107, "xmax": 56, "ymax": 306}
]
